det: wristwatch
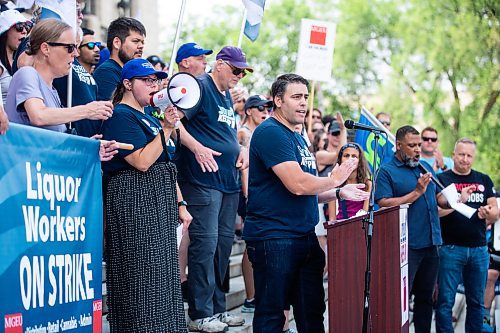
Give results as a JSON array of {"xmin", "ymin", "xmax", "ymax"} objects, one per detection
[
  {"xmin": 335, "ymin": 188, "xmax": 343, "ymax": 201},
  {"xmin": 178, "ymin": 200, "xmax": 188, "ymax": 207}
]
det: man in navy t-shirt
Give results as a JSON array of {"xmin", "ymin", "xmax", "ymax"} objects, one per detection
[
  {"xmin": 94, "ymin": 17, "xmax": 146, "ymax": 101},
  {"xmin": 434, "ymin": 138, "xmax": 498, "ymax": 333},
  {"xmin": 176, "ymin": 46, "xmax": 252, "ymax": 332},
  {"xmin": 243, "ymin": 74, "xmax": 370, "ymax": 333}
]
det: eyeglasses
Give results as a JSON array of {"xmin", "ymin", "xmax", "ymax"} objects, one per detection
[
  {"xmin": 79, "ymin": 41, "xmax": 102, "ymax": 50},
  {"xmin": 422, "ymin": 136, "xmax": 438, "ymax": 142},
  {"xmin": 223, "ymin": 61, "xmax": 247, "ymax": 77},
  {"xmin": 14, "ymin": 21, "xmax": 33, "ymax": 33},
  {"xmin": 47, "ymin": 42, "xmax": 78, "ymax": 53},
  {"xmin": 135, "ymin": 77, "xmax": 162, "ymax": 86},
  {"xmin": 253, "ymin": 105, "xmax": 272, "ymax": 112},
  {"xmin": 329, "ymin": 131, "xmax": 341, "ymax": 136}
]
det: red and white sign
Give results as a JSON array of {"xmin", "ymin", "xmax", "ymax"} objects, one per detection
[
  {"xmin": 4, "ymin": 313, "xmax": 22, "ymax": 333},
  {"xmin": 296, "ymin": 19, "xmax": 336, "ymax": 82},
  {"xmin": 93, "ymin": 300, "xmax": 102, "ymax": 333}
]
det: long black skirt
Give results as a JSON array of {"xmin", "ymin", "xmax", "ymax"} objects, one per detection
[{"xmin": 105, "ymin": 162, "xmax": 186, "ymax": 332}]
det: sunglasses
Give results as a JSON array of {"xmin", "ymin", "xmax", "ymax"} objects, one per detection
[
  {"xmin": 79, "ymin": 41, "xmax": 102, "ymax": 50},
  {"xmin": 47, "ymin": 42, "xmax": 78, "ymax": 53},
  {"xmin": 253, "ymin": 105, "xmax": 272, "ymax": 112},
  {"xmin": 14, "ymin": 21, "xmax": 33, "ymax": 33},
  {"xmin": 422, "ymin": 136, "xmax": 438, "ymax": 142},
  {"xmin": 380, "ymin": 121, "xmax": 391, "ymax": 126},
  {"xmin": 223, "ymin": 61, "xmax": 247, "ymax": 77},
  {"xmin": 135, "ymin": 77, "xmax": 162, "ymax": 86},
  {"xmin": 329, "ymin": 131, "xmax": 341, "ymax": 136}
]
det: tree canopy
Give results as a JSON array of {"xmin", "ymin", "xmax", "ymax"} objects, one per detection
[{"xmin": 169, "ymin": 0, "xmax": 499, "ymax": 185}]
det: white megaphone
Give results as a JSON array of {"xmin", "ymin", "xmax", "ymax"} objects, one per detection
[{"xmin": 150, "ymin": 72, "xmax": 202, "ymax": 127}]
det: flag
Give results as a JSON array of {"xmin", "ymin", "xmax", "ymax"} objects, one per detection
[
  {"xmin": 36, "ymin": 0, "xmax": 77, "ymax": 32},
  {"xmin": 354, "ymin": 107, "xmax": 395, "ymax": 173},
  {"xmin": 242, "ymin": 0, "xmax": 265, "ymax": 42}
]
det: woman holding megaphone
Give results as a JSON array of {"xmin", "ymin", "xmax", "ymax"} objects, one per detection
[{"xmin": 101, "ymin": 58, "xmax": 190, "ymax": 332}]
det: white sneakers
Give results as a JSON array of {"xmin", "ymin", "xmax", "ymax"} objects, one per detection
[
  {"xmin": 216, "ymin": 312, "xmax": 245, "ymax": 327},
  {"xmin": 188, "ymin": 316, "xmax": 228, "ymax": 332},
  {"xmin": 188, "ymin": 312, "xmax": 245, "ymax": 332}
]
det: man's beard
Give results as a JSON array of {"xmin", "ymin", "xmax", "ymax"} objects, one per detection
[
  {"xmin": 118, "ymin": 48, "xmax": 134, "ymax": 64},
  {"xmin": 400, "ymin": 150, "xmax": 420, "ymax": 167}
]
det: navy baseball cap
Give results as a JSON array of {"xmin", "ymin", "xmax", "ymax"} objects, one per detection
[
  {"xmin": 121, "ymin": 58, "xmax": 168, "ymax": 81},
  {"xmin": 245, "ymin": 95, "xmax": 272, "ymax": 110},
  {"xmin": 176, "ymin": 42, "xmax": 213, "ymax": 64},
  {"xmin": 329, "ymin": 120, "xmax": 341, "ymax": 134},
  {"xmin": 216, "ymin": 46, "xmax": 253, "ymax": 72}
]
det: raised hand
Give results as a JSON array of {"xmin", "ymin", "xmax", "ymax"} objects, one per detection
[
  {"xmin": 415, "ymin": 173, "xmax": 432, "ymax": 196},
  {"xmin": 329, "ymin": 158, "xmax": 357, "ymax": 187}
]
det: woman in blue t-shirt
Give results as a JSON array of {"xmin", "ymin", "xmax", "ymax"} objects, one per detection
[{"xmin": 101, "ymin": 58, "xmax": 189, "ymax": 332}]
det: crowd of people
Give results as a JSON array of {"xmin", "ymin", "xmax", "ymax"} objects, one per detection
[{"xmin": 0, "ymin": 4, "xmax": 498, "ymax": 333}]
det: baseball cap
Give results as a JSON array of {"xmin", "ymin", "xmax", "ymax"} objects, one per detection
[
  {"xmin": 147, "ymin": 55, "xmax": 166, "ymax": 69},
  {"xmin": 216, "ymin": 46, "xmax": 253, "ymax": 72},
  {"xmin": 121, "ymin": 58, "xmax": 168, "ymax": 81},
  {"xmin": 0, "ymin": 9, "xmax": 29, "ymax": 35},
  {"xmin": 329, "ymin": 120, "xmax": 341, "ymax": 134},
  {"xmin": 245, "ymin": 95, "xmax": 272, "ymax": 110},
  {"xmin": 176, "ymin": 42, "xmax": 213, "ymax": 64}
]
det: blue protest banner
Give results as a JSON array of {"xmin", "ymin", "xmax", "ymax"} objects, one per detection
[
  {"xmin": 0, "ymin": 124, "xmax": 103, "ymax": 332},
  {"xmin": 354, "ymin": 107, "xmax": 395, "ymax": 173}
]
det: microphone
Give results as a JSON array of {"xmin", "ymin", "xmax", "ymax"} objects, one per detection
[
  {"xmin": 344, "ymin": 120, "xmax": 384, "ymax": 132},
  {"xmin": 417, "ymin": 162, "xmax": 445, "ymax": 190}
]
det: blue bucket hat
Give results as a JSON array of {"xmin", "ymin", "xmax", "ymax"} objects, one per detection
[
  {"xmin": 121, "ymin": 58, "xmax": 168, "ymax": 81},
  {"xmin": 176, "ymin": 42, "xmax": 213, "ymax": 64}
]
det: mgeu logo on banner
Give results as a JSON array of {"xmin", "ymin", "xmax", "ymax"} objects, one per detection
[{"xmin": 0, "ymin": 124, "xmax": 103, "ymax": 332}]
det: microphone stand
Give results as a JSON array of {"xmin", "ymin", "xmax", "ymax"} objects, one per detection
[{"xmin": 362, "ymin": 129, "xmax": 383, "ymax": 333}]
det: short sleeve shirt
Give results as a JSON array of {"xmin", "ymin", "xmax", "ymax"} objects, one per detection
[
  {"xmin": 93, "ymin": 59, "xmax": 121, "ymax": 101},
  {"xmin": 176, "ymin": 74, "xmax": 240, "ymax": 193},
  {"xmin": 5, "ymin": 66, "xmax": 65, "ymax": 132},
  {"xmin": 375, "ymin": 155, "xmax": 442, "ymax": 249},
  {"xmin": 243, "ymin": 117, "xmax": 319, "ymax": 241},
  {"xmin": 101, "ymin": 103, "xmax": 167, "ymax": 175},
  {"xmin": 438, "ymin": 169, "xmax": 495, "ymax": 247}
]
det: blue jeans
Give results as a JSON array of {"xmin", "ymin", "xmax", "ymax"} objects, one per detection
[
  {"xmin": 409, "ymin": 246, "xmax": 440, "ymax": 333},
  {"xmin": 247, "ymin": 234, "xmax": 326, "ymax": 333},
  {"xmin": 435, "ymin": 245, "xmax": 489, "ymax": 333}
]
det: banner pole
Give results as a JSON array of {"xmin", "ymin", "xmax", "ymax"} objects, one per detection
[
  {"xmin": 237, "ymin": 9, "xmax": 247, "ymax": 48},
  {"xmin": 168, "ymin": 0, "xmax": 187, "ymax": 78},
  {"xmin": 307, "ymin": 81, "xmax": 315, "ymax": 135}
]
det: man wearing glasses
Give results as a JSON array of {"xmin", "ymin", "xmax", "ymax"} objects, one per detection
[
  {"xmin": 420, "ymin": 126, "xmax": 454, "ymax": 174},
  {"xmin": 77, "ymin": 28, "xmax": 101, "ymax": 74},
  {"xmin": 176, "ymin": 46, "xmax": 250, "ymax": 333}
]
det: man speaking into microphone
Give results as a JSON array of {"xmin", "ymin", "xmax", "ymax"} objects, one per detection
[{"xmin": 373, "ymin": 125, "xmax": 463, "ymax": 333}]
